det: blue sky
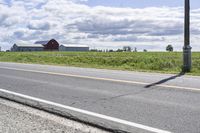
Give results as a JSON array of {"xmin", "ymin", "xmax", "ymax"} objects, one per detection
[
  {"xmin": 84, "ymin": 0, "xmax": 200, "ymax": 9},
  {"xmin": 2, "ymin": 0, "xmax": 200, "ymax": 9}
]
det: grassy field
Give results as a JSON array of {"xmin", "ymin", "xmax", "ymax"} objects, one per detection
[{"xmin": 0, "ymin": 51, "xmax": 200, "ymax": 75}]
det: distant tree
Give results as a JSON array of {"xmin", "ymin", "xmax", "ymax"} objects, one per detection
[
  {"xmin": 109, "ymin": 49, "xmax": 114, "ymax": 52},
  {"xmin": 98, "ymin": 50, "xmax": 103, "ymax": 52},
  {"xmin": 116, "ymin": 49, "xmax": 123, "ymax": 52},
  {"xmin": 134, "ymin": 47, "xmax": 137, "ymax": 52},
  {"xmin": 123, "ymin": 46, "xmax": 132, "ymax": 52},
  {"xmin": 166, "ymin": 45, "xmax": 173, "ymax": 52},
  {"xmin": 143, "ymin": 49, "xmax": 147, "ymax": 52},
  {"xmin": 90, "ymin": 49, "xmax": 98, "ymax": 52}
]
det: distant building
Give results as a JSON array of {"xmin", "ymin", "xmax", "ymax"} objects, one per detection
[
  {"xmin": 35, "ymin": 39, "xmax": 59, "ymax": 51},
  {"xmin": 59, "ymin": 44, "xmax": 89, "ymax": 52},
  {"xmin": 11, "ymin": 43, "xmax": 44, "ymax": 52}
]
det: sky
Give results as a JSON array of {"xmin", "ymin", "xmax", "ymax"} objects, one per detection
[
  {"xmin": 85, "ymin": 0, "xmax": 199, "ymax": 9},
  {"xmin": 0, "ymin": 0, "xmax": 200, "ymax": 51}
]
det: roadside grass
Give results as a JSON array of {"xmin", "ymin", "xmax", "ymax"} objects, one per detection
[{"xmin": 0, "ymin": 51, "xmax": 200, "ymax": 75}]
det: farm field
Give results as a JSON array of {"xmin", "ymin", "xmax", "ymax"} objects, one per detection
[{"xmin": 0, "ymin": 51, "xmax": 200, "ymax": 75}]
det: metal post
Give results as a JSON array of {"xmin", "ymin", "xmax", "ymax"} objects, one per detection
[{"xmin": 183, "ymin": 0, "xmax": 192, "ymax": 72}]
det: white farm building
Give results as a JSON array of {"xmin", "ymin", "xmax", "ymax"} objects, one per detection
[
  {"xmin": 11, "ymin": 43, "xmax": 44, "ymax": 52},
  {"xmin": 59, "ymin": 44, "xmax": 89, "ymax": 52}
]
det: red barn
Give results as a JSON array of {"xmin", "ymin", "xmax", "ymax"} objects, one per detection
[{"xmin": 35, "ymin": 39, "xmax": 59, "ymax": 51}]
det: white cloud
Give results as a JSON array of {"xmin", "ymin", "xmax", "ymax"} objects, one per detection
[
  {"xmin": 27, "ymin": 21, "xmax": 50, "ymax": 30},
  {"xmin": 0, "ymin": 0, "xmax": 200, "ymax": 51}
]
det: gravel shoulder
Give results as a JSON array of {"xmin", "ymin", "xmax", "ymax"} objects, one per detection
[{"xmin": 0, "ymin": 98, "xmax": 109, "ymax": 133}]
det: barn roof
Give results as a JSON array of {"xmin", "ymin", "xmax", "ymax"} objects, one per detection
[
  {"xmin": 15, "ymin": 43, "xmax": 44, "ymax": 48},
  {"xmin": 61, "ymin": 44, "xmax": 89, "ymax": 48},
  {"xmin": 34, "ymin": 41, "xmax": 49, "ymax": 45}
]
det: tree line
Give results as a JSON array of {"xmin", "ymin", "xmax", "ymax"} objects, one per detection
[{"xmin": 90, "ymin": 45, "xmax": 174, "ymax": 52}]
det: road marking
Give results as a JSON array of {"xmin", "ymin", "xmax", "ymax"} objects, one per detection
[
  {"xmin": 0, "ymin": 66, "xmax": 200, "ymax": 92},
  {"xmin": 0, "ymin": 88, "xmax": 171, "ymax": 133}
]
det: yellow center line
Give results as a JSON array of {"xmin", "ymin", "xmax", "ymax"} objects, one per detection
[{"xmin": 0, "ymin": 66, "xmax": 200, "ymax": 92}]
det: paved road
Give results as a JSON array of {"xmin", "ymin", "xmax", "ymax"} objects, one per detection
[
  {"xmin": 0, "ymin": 62, "xmax": 200, "ymax": 133},
  {"xmin": 0, "ymin": 98, "xmax": 108, "ymax": 133}
]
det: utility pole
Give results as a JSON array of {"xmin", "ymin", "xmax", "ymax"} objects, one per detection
[{"xmin": 183, "ymin": 0, "xmax": 192, "ymax": 72}]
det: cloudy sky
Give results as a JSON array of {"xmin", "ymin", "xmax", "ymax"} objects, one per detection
[{"xmin": 0, "ymin": 0, "xmax": 200, "ymax": 51}]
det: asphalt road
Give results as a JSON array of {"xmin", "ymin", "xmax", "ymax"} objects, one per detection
[{"xmin": 0, "ymin": 62, "xmax": 200, "ymax": 133}]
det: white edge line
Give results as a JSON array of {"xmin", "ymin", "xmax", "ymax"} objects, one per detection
[
  {"xmin": 0, "ymin": 88, "xmax": 171, "ymax": 133},
  {"xmin": 0, "ymin": 66, "xmax": 199, "ymax": 92}
]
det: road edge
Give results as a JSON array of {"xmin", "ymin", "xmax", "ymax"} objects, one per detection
[{"xmin": 0, "ymin": 88, "xmax": 171, "ymax": 133}]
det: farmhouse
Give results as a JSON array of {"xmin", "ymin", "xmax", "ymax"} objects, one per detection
[
  {"xmin": 35, "ymin": 39, "xmax": 59, "ymax": 51},
  {"xmin": 59, "ymin": 44, "xmax": 89, "ymax": 52},
  {"xmin": 11, "ymin": 43, "xmax": 44, "ymax": 52}
]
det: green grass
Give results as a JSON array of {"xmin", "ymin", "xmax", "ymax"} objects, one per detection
[{"xmin": 0, "ymin": 51, "xmax": 200, "ymax": 75}]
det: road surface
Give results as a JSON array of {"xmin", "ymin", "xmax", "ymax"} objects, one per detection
[{"xmin": 0, "ymin": 62, "xmax": 200, "ymax": 133}]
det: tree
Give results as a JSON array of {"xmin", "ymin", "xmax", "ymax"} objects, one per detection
[
  {"xmin": 90, "ymin": 49, "xmax": 98, "ymax": 52},
  {"xmin": 109, "ymin": 49, "xmax": 114, "ymax": 52},
  {"xmin": 166, "ymin": 45, "xmax": 173, "ymax": 52},
  {"xmin": 116, "ymin": 49, "xmax": 123, "ymax": 52},
  {"xmin": 123, "ymin": 46, "xmax": 132, "ymax": 52},
  {"xmin": 143, "ymin": 49, "xmax": 147, "ymax": 52},
  {"xmin": 134, "ymin": 47, "xmax": 137, "ymax": 52}
]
